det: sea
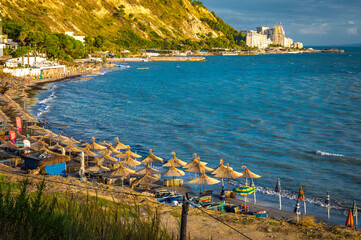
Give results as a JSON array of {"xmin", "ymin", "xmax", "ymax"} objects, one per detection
[{"xmin": 28, "ymin": 47, "xmax": 361, "ymax": 225}]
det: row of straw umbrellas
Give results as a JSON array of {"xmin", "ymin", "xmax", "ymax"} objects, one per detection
[{"xmin": 1, "ymin": 126, "xmax": 261, "ymax": 197}]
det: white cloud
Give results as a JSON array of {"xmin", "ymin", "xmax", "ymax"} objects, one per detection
[
  {"xmin": 346, "ymin": 27, "xmax": 358, "ymax": 35},
  {"xmin": 348, "ymin": 20, "xmax": 355, "ymax": 24},
  {"xmin": 298, "ymin": 23, "xmax": 329, "ymax": 35}
]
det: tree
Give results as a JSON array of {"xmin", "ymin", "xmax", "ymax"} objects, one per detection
[
  {"xmin": 94, "ymin": 35, "xmax": 105, "ymax": 48},
  {"xmin": 12, "ymin": 46, "xmax": 29, "ymax": 58}
]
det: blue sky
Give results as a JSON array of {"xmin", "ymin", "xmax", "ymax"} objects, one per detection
[{"xmin": 202, "ymin": 0, "xmax": 361, "ymax": 46}]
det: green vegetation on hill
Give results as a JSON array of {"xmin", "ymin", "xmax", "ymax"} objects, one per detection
[{"xmin": 1, "ymin": 0, "xmax": 246, "ymax": 60}]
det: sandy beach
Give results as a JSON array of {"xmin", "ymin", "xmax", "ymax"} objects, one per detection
[{"xmin": 0, "ymin": 67, "xmax": 360, "ymax": 239}]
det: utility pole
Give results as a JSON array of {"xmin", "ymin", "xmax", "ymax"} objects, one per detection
[{"xmin": 180, "ymin": 197, "xmax": 189, "ymax": 240}]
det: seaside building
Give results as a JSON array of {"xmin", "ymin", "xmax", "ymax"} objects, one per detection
[
  {"xmin": 245, "ymin": 24, "xmax": 303, "ymax": 49},
  {"xmin": 284, "ymin": 37, "xmax": 293, "ymax": 48},
  {"xmin": 245, "ymin": 30, "xmax": 272, "ymax": 49},
  {"xmin": 293, "ymin": 42, "xmax": 303, "ymax": 49},
  {"xmin": 272, "ymin": 25, "xmax": 285, "ymax": 46},
  {"xmin": 65, "ymin": 32, "xmax": 85, "ymax": 44}
]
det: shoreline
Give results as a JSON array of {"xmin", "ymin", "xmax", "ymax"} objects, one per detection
[
  {"xmin": 22, "ymin": 66, "xmax": 348, "ymax": 226},
  {"xmin": 1, "ymin": 62, "xmax": 360, "ymax": 239}
]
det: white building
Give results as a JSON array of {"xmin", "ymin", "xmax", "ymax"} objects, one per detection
[
  {"xmin": 245, "ymin": 30, "xmax": 272, "ymax": 49},
  {"xmin": 293, "ymin": 42, "xmax": 303, "ymax": 49},
  {"xmin": 284, "ymin": 37, "xmax": 293, "ymax": 48},
  {"xmin": 5, "ymin": 57, "xmax": 47, "ymax": 67},
  {"xmin": 65, "ymin": 32, "xmax": 85, "ymax": 44}
]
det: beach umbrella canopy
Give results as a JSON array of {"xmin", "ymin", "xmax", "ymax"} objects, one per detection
[
  {"xmin": 100, "ymin": 141, "xmax": 110, "ymax": 148},
  {"xmin": 161, "ymin": 161, "xmax": 185, "ymax": 177},
  {"xmin": 52, "ymin": 134, "xmax": 70, "ymax": 145},
  {"xmin": 89, "ymin": 137, "xmax": 107, "ymax": 151},
  {"xmin": 211, "ymin": 159, "xmax": 228, "ymax": 175},
  {"xmin": 241, "ymin": 166, "xmax": 261, "ymax": 179},
  {"xmin": 163, "ymin": 152, "xmax": 187, "ymax": 167},
  {"xmin": 98, "ymin": 150, "xmax": 119, "ymax": 165},
  {"xmin": 31, "ymin": 141, "xmax": 49, "ymax": 151},
  {"xmin": 183, "ymin": 154, "xmax": 208, "ymax": 169},
  {"xmin": 214, "ymin": 163, "xmax": 243, "ymax": 191},
  {"xmin": 142, "ymin": 149, "xmax": 163, "ymax": 164},
  {"xmin": 115, "ymin": 146, "xmax": 141, "ymax": 159},
  {"xmin": 0, "ymin": 141, "xmax": 18, "ymax": 150},
  {"xmin": 232, "ymin": 186, "xmax": 255, "ymax": 196},
  {"xmin": 113, "ymin": 137, "xmax": 128, "ymax": 150},
  {"xmin": 132, "ymin": 172, "xmax": 159, "ymax": 188},
  {"xmin": 298, "ymin": 186, "xmax": 305, "ymax": 201},
  {"xmin": 64, "ymin": 141, "xmax": 82, "ymax": 154},
  {"xmin": 185, "ymin": 157, "xmax": 214, "ymax": 173},
  {"xmin": 98, "ymin": 143, "xmax": 122, "ymax": 156},
  {"xmin": 136, "ymin": 162, "xmax": 160, "ymax": 175},
  {"xmin": 346, "ymin": 209, "xmax": 354, "ymax": 227},
  {"xmin": 104, "ymin": 162, "xmax": 135, "ymax": 178},
  {"xmin": 49, "ymin": 143, "xmax": 65, "ymax": 152},
  {"xmin": 120, "ymin": 152, "xmax": 142, "ymax": 167},
  {"xmin": 85, "ymin": 161, "xmax": 110, "ymax": 174},
  {"xmin": 232, "ymin": 186, "xmax": 255, "ymax": 205},
  {"xmin": 188, "ymin": 170, "xmax": 220, "ymax": 186},
  {"xmin": 80, "ymin": 144, "xmax": 99, "ymax": 157}
]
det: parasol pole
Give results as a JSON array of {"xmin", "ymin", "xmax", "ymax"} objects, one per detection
[
  {"xmin": 353, "ymin": 200, "xmax": 358, "ymax": 228},
  {"xmin": 304, "ymin": 200, "xmax": 307, "ymax": 215},
  {"xmin": 294, "ymin": 200, "xmax": 301, "ymax": 223},
  {"xmin": 275, "ymin": 178, "xmax": 282, "ymax": 210},
  {"xmin": 325, "ymin": 192, "xmax": 330, "ymax": 219},
  {"xmin": 250, "ymin": 179, "xmax": 256, "ymax": 204}
]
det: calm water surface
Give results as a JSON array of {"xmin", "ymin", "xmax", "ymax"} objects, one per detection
[{"xmin": 29, "ymin": 48, "xmax": 361, "ymax": 224}]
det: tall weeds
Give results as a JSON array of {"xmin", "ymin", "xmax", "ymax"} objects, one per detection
[{"xmin": 0, "ymin": 176, "xmax": 174, "ymax": 240}]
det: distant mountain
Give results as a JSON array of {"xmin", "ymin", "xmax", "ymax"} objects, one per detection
[{"xmin": 0, "ymin": 0, "xmax": 222, "ymax": 42}]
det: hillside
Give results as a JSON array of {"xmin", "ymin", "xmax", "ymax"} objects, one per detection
[{"xmin": 1, "ymin": 0, "xmax": 221, "ymax": 42}]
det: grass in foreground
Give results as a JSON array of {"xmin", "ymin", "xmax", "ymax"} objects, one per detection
[{"xmin": 0, "ymin": 177, "xmax": 174, "ymax": 240}]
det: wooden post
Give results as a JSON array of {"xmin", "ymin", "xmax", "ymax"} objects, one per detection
[{"xmin": 180, "ymin": 197, "xmax": 189, "ymax": 240}]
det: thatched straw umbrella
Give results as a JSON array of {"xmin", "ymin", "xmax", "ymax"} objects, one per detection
[
  {"xmin": 189, "ymin": 170, "xmax": 220, "ymax": 195},
  {"xmin": 85, "ymin": 160, "xmax": 110, "ymax": 174},
  {"xmin": 120, "ymin": 152, "xmax": 141, "ymax": 168},
  {"xmin": 0, "ymin": 141, "xmax": 19, "ymax": 151},
  {"xmin": 113, "ymin": 137, "xmax": 128, "ymax": 150},
  {"xmin": 100, "ymin": 141, "xmax": 110, "ymax": 148},
  {"xmin": 132, "ymin": 172, "xmax": 159, "ymax": 190},
  {"xmin": 31, "ymin": 141, "xmax": 50, "ymax": 151},
  {"xmin": 98, "ymin": 143, "xmax": 122, "ymax": 156},
  {"xmin": 103, "ymin": 162, "xmax": 135, "ymax": 185},
  {"xmin": 161, "ymin": 161, "xmax": 185, "ymax": 191},
  {"xmin": 162, "ymin": 152, "xmax": 187, "ymax": 168},
  {"xmin": 52, "ymin": 134, "xmax": 70, "ymax": 145},
  {"xmin": 97, "ymin": 150, "xmax": 119, "ymax": 166},
  {"xmin": 211, "ymin": 159, "xmax": 227, "ymax": 175},
  {"xmin": 211, "ymin": 159, "xmax": 228, "ymax": 186},
  {"xmin": 49, "ymin": 143, "xmax": 64, "ymax": 152},
  {"xmin": 214, "ymin": 163, "xmax": 243, "ymax": 191},
  {"xmin": 136, "ymin": 162, "xmax": 160, "ymax": 176},
  {"xmin": 64, "ymin": 141, "xmax": 82, "ymax": 155},
  {"xmin": 89, "ymin": 137, "xmax": 106, "ymax": 151},
  {"xmin": 142, "ymin": 149, "xmax": 163, "ymax": 165},
  {"xmin": 115, "ymin": 146, "xmax": 141, "ymax": 159},
  {"xmin": 183, "ymin": 153, "xmax": 207, "ymax": 169},
  {"xmin": 241, "ymin": 166, "xmax": 261, "ymax": 185},
  {"xmin": 186, "ymin": 157, "xmax": 213, "ymax": 173}
]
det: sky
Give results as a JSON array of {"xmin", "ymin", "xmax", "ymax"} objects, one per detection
[{"xmin": 202, "ymin": 0, "xmax": 361, "ymax": 46}]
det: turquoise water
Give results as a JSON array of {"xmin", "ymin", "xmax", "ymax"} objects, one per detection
[{"xmin": 30, "ymin": 48, "xmax": 361, "ymax": 224}]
